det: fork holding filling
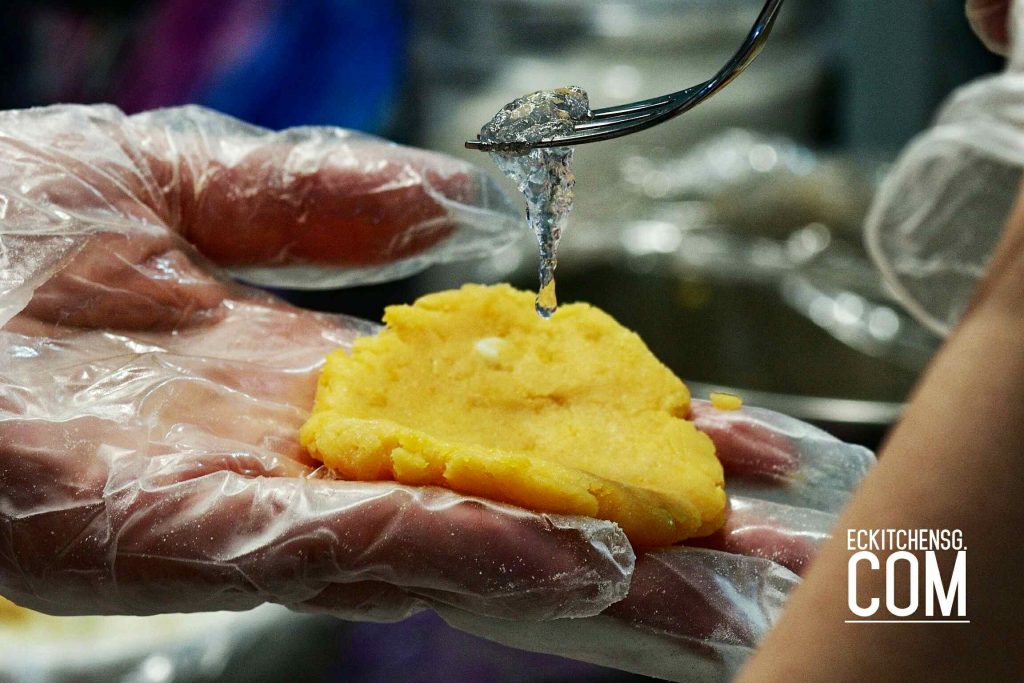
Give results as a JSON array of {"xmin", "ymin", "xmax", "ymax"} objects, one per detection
[{"xmin": 478, "ymin": 86, "xmax": 592, "ymax": 318}]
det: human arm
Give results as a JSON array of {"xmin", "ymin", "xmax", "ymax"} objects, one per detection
[{"xmin": 737, "ymin": 168, "xmax": 1024, "ymax": 683}]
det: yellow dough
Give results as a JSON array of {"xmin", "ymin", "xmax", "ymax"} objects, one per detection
[
  {"xmin": 300, "ymin": 284, "xmax": 726, "ymax": 547},
  {"xmin": 710, "ymin": 392, "xmax": 743, "ymax": 411}
]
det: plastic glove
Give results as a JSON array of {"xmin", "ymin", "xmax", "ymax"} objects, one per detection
[
  {"xmin": 438, "ymin": 401, "xmax": 873, "ymax": 682},
  {"xmin": 0, "ymin": 104, "xmax": 873, "ymax": 682},
  {"xmin": 0, "ymin": 104, "xmax": 632, "ymax": 622},
  {"xmin": 865, "ymin": 0, "xmax": 1021, "ymax": 336}
]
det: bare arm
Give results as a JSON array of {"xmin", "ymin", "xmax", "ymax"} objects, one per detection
[{"xmin": 737, "ymin": 189, "xmax": 1024, "ymax": 681}]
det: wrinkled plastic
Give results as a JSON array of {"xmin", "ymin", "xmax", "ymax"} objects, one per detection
[
  {"xmin": 435, "ymin": 402, "xmax": 875, "ymax": 682},
  {"xmin": 1, "ymin": 306, "xmax": 633, "ymax": 621},
  {"xmin": 865, "ymin": 0, "xmax": 1024, "ymax": 336},
  {"xmin": 690, "ymin": 401, "xmax": 875, "ymax": 516},
  {"xmin": 0, "ymin": 103, "xmax": 520, "ymax": 318},
  {"xmin": 0, "ymin": 102, "xmax": 628, "ymax": 617},
  {"xmin": 0, "ymin": 104, "xmax": 874, "ymax": 683}
]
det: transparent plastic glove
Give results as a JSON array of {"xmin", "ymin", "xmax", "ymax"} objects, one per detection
[
  {"xmin": 436, "ymin": 401, "xmax": 874, "ymax": 683},
  {"xmin": 0, "ymin": 104, "xmax": 631, "ymax": 622},
  {"xmin": 865, "ymin": 0, "xmax": 1022, "ymax": 336},
  {"xmin": 0, "ymin": 102, "xmax": 520, "ymax": 324},
  {"xmin": 0, "ymin": 104, "xmax": 874, "ymax": 683}
]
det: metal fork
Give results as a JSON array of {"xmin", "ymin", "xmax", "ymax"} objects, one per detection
[{"xmin": 465, "ymin": 0, "xmax": 784, "ymax": 152}]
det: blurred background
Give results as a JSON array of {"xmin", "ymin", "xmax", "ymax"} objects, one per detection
[{"xmin": 0, "ymin": 0, "xmax": 1003, "ymax": 681}]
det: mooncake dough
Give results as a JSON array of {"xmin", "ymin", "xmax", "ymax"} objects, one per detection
[{"xmin": 300, "ymin": 284, "xmax": 725, "ymax": 547}]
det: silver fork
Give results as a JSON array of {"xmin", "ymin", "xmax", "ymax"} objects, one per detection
[{"xmin": 465, "ymin": 0, "xmax": 785, "ymax": 152}]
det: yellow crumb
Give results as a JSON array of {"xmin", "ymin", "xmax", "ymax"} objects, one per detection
[
  {"xmin": 710, "ymin": 392, "xmax": 743, "ymax": 411},
  {"xmin": 300, "ymin": 284, "xmax": 725, "ymax": 547}
]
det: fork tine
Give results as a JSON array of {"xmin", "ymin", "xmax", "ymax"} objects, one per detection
[
  {"xmin": 463, "ymin": 102, "xmax": 678, "ymax": 152},
  {"xmin": 590, "ymin": 96, "xmax": 674, "ymax": 119},
  {"xmin": 527, "ymin": 112, "xmax": 674, "ymax": 148},
  {"xmin": 575, "ymin": 107, "xmax": 669, "ymax": 131},
  {"xmin": 466, "ymin": 101, "xmax": 683, "ymax": 151},
  {"xmin": 464, "ymin": 98, "xmax": 679, "ymax": 151},
  {"xmin": 588, "ymin": 83, "xmax": 704, "ymax": 119}
]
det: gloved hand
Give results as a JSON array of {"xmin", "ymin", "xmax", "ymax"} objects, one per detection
[
  {"xmin": 0, "ymin": 103, "xmax": 628, "ymax": 622},
  {"xmin": 867, "ymin": 0, "xmax": 1020, "ymax": 336},
  {"xmin": 441, "ymin": 401, "xmax": 872, "ymax": 681},
  {"xmin": 0, "ymin": 104, "xmax": 872, "ymax": 682}
]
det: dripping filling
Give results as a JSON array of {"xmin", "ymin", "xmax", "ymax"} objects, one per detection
[{"xmin": 479, "ymin": 86, "xmax": 591, "ymax": 318}]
